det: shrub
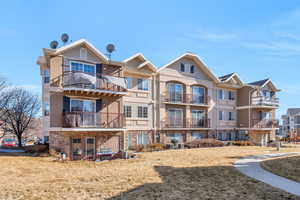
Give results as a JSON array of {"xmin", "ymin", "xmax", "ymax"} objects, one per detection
[
  {"xmin": 230, "ymin": 141, "xmax": 255, "ymax": 146},
  {"xmin": 129, "ymin": 143, "xmax": 166, "ymax": 152},
  {"xmin": 24, "ymin": 144, "xmax": 49, "ymax": 153},
  {"xmin": 184, "ymin": 139, "xmax": 224, "ymax": 148}
]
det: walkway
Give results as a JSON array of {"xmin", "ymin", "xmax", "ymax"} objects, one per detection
[{"xmin": 234, "ymin": 152, "xmax": 300, "ymax": 196}]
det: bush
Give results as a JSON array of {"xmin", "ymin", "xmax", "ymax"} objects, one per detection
[
  {"xmin": 184, "ymin": 139, "xmax": 224, "ymax": 148},
  {"xmin": 24, "ymin": 144, "xmax": 49, "ymax": 153},
  {"xmin": 230, "ymin": 141, "xmax": 254, "ymax": 146},
  {"xmin": 147, "ymin": 143, "xmax": 166, "ymax": 151},
  {"xmin": 129, "ymin": 143, "xmax": 166, "ymax": 152}
]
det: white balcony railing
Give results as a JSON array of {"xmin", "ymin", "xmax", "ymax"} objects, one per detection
[{"xmin": 252, "ymin": 96, "xmax": 279, "ymax": 107}]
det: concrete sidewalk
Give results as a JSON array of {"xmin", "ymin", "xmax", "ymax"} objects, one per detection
[{"xmin": 234, "ymin": 152, "xmax": 300, "ymax": 196}]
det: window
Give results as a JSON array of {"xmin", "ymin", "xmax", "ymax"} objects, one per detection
[
  {"xmin": 125, "ymin": 77, "xmax": 133, "ymax": 89},
  {"xmin": 44, "ymin": 136, "xmax": 49, "ymax": 143},
  {"xmin": 169, "ymin": 133, "xmax": 183, "ymax": 143},
  {"xmin": 168, "ymin": 83, "xmax": 183, "ymax": 102},
  {"xmin": 124, "ymin": 105, "xmax": 132, "ymax": 118},
  {"xmin": 72, "ymin": 138, "xmax": 81, "ymax": 143},
  {"xmin": 192, "ymin": 110, "xmax": 205, "ymax": 127},
  {"xmin": 44, "ymin": 103, "xmax": 50, "ymax": 116},
  {"xmin": 80, "ymin": 48, "xmax": 87, "ymax": 59},
  {"xmin": 190, "ymin": 65, "xmax": 195, "ymax": 73},
  {"xmin": 192, "ymin": 133, "xmax": 205, "ymax": 139},
  {"xmin": 70, "ymin": 61, "xmax": 96, "ymax": 76},
  {"xmin": 127, "ymin": 133, "xmax": 132, "ymax": 147},
  {"xmin": 218, "ymin": 89, "xmax": 225, "ymax": 100},
  {"xmin": 219, "ymin": 111, "xmax": 225, "ymax": 120},
  {"xmin": 260, "ymin": 111, "xmax": 271, "ymax": 120},
  {"xmin": 137, "ymin": 132, "xmax": 150, "ymax": 145},
  {"xmin": 137, "ymin": 79, "xmax": 149, "ymax": 91},
  {"xmin": 138, "ymin": 106, "xmax": 148, "ymax": 118},
  {"xmin": 168, "ymin": 109, "xmax": 183, "ymax": 127},
  {"xmin": 43, "ymin": 69, "xmax": 50, "ymax": 84},
  {"xmin": 228, "ymin": 91, "xmax": 235, "ymax": 100},
  {"xmin": 70, "ymin": 99, "xmax": 95, "ymax": 112},
  {"xmin": 180, "ymin": 63, "xmax": 185, "ymax": 72},
  {"xmin": 192, "ymin": 86, "xmax": 205, "ymax": 104},
  {"xmin": 72, "ymin": 138, "xmax": 82, "ymax": 157},
  {"xmin": 228, "ymin": 111, "xmax": 235, "ymax": 121}
]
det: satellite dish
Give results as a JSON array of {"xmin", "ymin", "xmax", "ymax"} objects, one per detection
[
  {"xmin": 106, "ymin": 44, "xmax": 115, "ymax": 53},
  {"xmin": 61, "ymin": 33, "xmax": 69, "ymax": 44},
  {"xmin": 50, "ymin": 40, "xmax": 59, "ymax": 49}
]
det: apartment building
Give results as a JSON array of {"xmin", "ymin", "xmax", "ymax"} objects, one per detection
[
  {"xmin": 236, "ymin": 79, "xmax": 280, "ymax": 145},
  {"xmin": 38, "ymin": 39, "xmax": 280, "ymax": 160},
  {"xmin": 281, "ymin": 108, "xmax": 300, "ymax": 137},
  {"xmin": 122, "ymin": 53, "xmax": 156, "ymax": 149},
  {"xmin": 38, "ymin": 39, "xmax": 127, "ymax": 160}
]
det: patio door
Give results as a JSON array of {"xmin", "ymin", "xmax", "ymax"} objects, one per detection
[
  {"xmin": 71, "ymin": 137, "xmax": 83, "ymax": 160},
  {"xmin": 192, "ymin": 110, "xmax": 205, "ymax": 127},
  {"xmin": 86, "ymin": 137, "xmax": 95, "ymax": 159},
  {"xmin": 70, "ymin": 99, "xmax": 96, "ymax": 127},
  {"xmin": 168, "ymin": 83, "xmax": 183, "ymax": 102},
  {"xmin": 192, "ymin": 86, "xmax": 205, "ymax": 104},
  {"xmin": 168, "ymin": 109, "xmax": 183, "ymax": 127}
]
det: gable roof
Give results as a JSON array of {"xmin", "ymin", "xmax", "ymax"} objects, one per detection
[
  {"xmin": 44, "ymin": 39, "xmax": 109, "ymax": 63},
  {"xmin": 123, "ymin": 53, "xmax": 156, "ymax": 72},
  {"xmin": 219, "ymin": 73, "xmax": 235, "ymax": 82},
  {"xmin": 248, "ymin": 78, "xmax": 270, "ymax": 87},
  {"xmin": 157, "ymin": 52, "xmax": 219, "ymax": 82},
  {"xmin": 287, "ymin": 108, "xmax": 300, "ymax": 116},
  {"xmin": 248, "ymin": 78, "xmax": 280, "ymax": 91}
]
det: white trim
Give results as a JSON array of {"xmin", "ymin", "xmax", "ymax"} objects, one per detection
[
  {"xmin": 137, "ymin": 61, "xmax": 156, "ymax": 72},
  {"xmin": 51, "ymin": 39, "xmax": 109, "ymax": 62},
  {"xmin": 69, "ymin": 60, "xmax": 96, "ymax": 76},
  {"xmin": 157, "ymin": 52, "xmax": 219, "ymax": 83},
  {"xmin": 123, "ymin": 53, "xmax": 157, "ymax": 72}
]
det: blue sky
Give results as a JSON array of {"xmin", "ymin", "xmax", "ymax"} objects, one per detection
[{"xmin": 1, "ymin": 0, "xmax": 300, "ymax": 117}]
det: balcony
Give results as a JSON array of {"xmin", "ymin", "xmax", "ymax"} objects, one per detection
[
  {"xmin": 161, "ymin": 118, "xmax": 210, "ymax": 129},
  {"xmin": 63, "ymin": 112, "xmax": 125, "ymax": 129},
  {"xmin": 51, "ymin": 71, "xmax": 127, "ymax": 96},
  {"xmin": 162, "ymin": 93, "xmax": 210, "ymax": 106},
  {"xmin": 251, "ymin": 119, "xmax": 279, "ymax": 129},
  {"xmin": 252, "ymin": 96, "xmax": 279, "ymax": 107}
]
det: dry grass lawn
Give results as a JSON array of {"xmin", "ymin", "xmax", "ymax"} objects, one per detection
[
  {"xmin": 262, "ymin": 155, "xmax": 300, "ymax": 183},
  {"xmin": 0, "ymin": 146, "xmax": 300, "ymax": 200}
]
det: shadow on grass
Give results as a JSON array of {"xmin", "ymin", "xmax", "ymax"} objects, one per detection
[{"xmin": 108, "ymin": 165, "xmax": 298, "ymax": 200}]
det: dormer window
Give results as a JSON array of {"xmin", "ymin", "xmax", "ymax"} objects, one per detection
[
  {"xmin": 190, "ymin": 65, "xmax": 195, "ymax": 73},
  {"xmin": 80, "ymin": 47, "xmax": 87, "ymax": 59},
  {"xmin": 180, "ymin": 63, "xmax": 185, "ymax": 72}
]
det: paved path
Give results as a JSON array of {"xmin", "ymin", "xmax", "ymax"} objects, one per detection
[{"xmin": 234, "ymin": 152, "xmax": 300, "ymax": 196}]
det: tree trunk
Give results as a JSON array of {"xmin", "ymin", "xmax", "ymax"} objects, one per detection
[{"xmin": 17, "ymin": 135, "xmax": 22, "ymax": 147}]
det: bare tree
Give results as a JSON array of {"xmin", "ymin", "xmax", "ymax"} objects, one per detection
[
  {"xmin": 2, "ymin": 87, "xmax": 40, "ymax": 147},
  {"xmin": 0, "ymin": 76, "xmax": 8, "ymax": 139}
]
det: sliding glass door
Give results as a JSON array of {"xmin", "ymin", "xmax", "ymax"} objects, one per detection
[
  {"xmin": 168, "ymin": 83, "xmax": 183, "ymax": 102},
  {"xmin": 70, "ymin": 99, "xmax": 96, "ymax": 127},
  {"xmin": 168, "ymin": 109, "xmax": 183, "ymax": 127},
  {"xmin": 191, "ymin": 110, "xmax": 205, "ymax": 127},
  {"xmin": 192, "ymin": 86, "xmax": 205, "ymax": 104}
]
